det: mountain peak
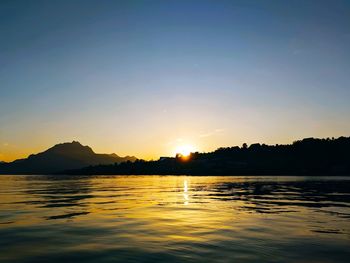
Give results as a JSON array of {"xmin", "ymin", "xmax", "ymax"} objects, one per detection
[
  {"xmin": 45, "ymin": 141, "xmax": 94, "ymax": 156},
  {"xmin": 0, "ymin": 141, "xmax": 137, "ymax": 174}
]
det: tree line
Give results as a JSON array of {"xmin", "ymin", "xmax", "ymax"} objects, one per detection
[{"xmin": 62, "ymin": 136, "xmax": 350, "ymax": 175}]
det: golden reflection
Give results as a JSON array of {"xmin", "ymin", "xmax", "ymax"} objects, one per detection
[
  {"xmin": 1, "ymin": 175, "xmax": 350, "ymax": 255},
  {"xmin": 183, "ymin": 179, "xmax": 189, "ymax": 205}
]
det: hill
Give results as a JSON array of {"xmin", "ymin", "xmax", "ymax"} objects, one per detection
[
  {"xmin": 0, "ymin": 141, "xmax": 137, "ymax": 174},
  {"xmin": 63, "ymin": 137, "xmax": 350, "ymax": 176}
]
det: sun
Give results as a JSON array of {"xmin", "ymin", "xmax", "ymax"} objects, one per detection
[{"xmin": 174, "ymin": 144, "xmax": 196, "ymax": 157}]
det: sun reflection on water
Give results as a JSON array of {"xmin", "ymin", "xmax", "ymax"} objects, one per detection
[
  {"xmin": 183, "ymin": 179, "xmax": 189, "ymax": 205},
  {"xmin": 0, "ymin": 175, "xmax": 350, "ymax": 262}
]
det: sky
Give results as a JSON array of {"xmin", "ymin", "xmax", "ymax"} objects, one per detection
[{"xmin": 1, "ymin": 0, "xmax": 350, "ymax": 161}]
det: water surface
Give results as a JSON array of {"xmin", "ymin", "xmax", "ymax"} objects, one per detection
[{"xmin": 0, "ymin": 175, "xmax": 350, "ymax": 262}]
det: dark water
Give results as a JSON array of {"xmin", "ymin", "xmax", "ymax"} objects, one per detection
[{"xmin": 0, "ymin": 175, "xmax": 350, "ymax": 263}]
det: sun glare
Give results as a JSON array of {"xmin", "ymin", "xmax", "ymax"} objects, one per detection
[{"xmin": 174, "ymin": 144, "xmax": 196, "ymax": 157}]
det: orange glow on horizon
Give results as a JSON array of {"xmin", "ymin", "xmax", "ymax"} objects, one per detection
[{"xmin": 173, "ymin": 144, "xmax": 196, "ymax": 157}]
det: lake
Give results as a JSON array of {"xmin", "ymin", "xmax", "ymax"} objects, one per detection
[{"xmin": 0, "ymin": 175, "xmax": 349, "ymax": 262}]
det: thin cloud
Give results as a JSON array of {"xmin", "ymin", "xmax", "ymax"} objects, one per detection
[{"xmin": 199, "ymin": 129, "xmax": 224, "ymax": 138}]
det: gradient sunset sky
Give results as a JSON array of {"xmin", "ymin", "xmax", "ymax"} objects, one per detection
[{"xmin": 1, "ymin": 0, "xmax": 350, "ymax": 162}]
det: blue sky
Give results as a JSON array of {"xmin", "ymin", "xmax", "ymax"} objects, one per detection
[{"xmin": 1, "ymin": 0, "xmax": 350, "ymax": 161}]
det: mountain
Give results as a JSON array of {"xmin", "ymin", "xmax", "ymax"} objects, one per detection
[{"xmin": 0, "ymin": 141, "xmax": 137, "ymax": 174}]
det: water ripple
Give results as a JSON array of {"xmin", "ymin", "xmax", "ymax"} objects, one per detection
[{"xmin": 0, "ymin": 175, "xmax": 349, "ymax": 262}]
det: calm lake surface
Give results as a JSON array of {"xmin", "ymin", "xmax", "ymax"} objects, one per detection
[{"xmin": 0, "ymin": 175, "xmax": 350, "ymax": 263}]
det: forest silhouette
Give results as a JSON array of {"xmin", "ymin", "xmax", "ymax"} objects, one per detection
[{"xmin": 63, "ymin": 136, "xmax": 350, "ymax": 176}]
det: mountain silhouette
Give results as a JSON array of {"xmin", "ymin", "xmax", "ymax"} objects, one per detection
[
  {"xmin": 63, "ymin": 137, "xmax": 350, "ymax": 176},
  {"xmin": 0, "ymin": 141, "xmax": 137, "ymax": 174}
]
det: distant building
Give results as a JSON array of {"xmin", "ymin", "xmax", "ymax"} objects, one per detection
[{"xmin": 159, "ymin": 157, "xmax": 172, "ymax": 161}]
